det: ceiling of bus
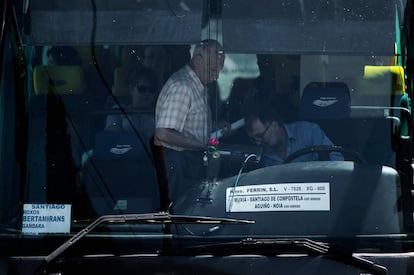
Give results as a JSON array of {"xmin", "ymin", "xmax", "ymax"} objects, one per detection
[
  {"xmin": 28, "ymin": 0, "xmax": 399, "ymax": 55},
  {"xmin": 222, "ymin": 0, "xmax": 398, "ymax": 55},
  {"xmin": 28, "ymin": 0, "xmax": 204, "ymax": 45}
]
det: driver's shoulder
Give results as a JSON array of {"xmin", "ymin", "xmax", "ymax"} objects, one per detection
[{"xmin": 286, "ymin": 121, "xmax": 321, "ymax": 132}]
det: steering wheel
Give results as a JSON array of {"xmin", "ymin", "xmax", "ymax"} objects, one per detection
[{"xmin": 282, "ymin": 145, "xmax": 365, "ymax": 164}]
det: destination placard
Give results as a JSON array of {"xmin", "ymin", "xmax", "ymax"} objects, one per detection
[
  {"xmin": 22, "ymin": 204, "xmax": 71, "ymax": 235},
  {"xmin": 226, "ymin": 183, "xmax": 330, "ymax": 212}
]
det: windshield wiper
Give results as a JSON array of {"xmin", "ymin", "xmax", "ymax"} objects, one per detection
[
  {"xmin": 173, "ymin": 238, "xmax": 388, "ymax": 275},
  {"xmin": 42, "ymin": 212, "xmax": 254, "ymax": 264}
]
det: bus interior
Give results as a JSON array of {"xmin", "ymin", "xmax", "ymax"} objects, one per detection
[{"xmin": 1, "ymin": 0, "xmax": 414, "ymax": 274}]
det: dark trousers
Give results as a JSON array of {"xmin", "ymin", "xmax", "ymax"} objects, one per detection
[{"xmin": 164, "ymin": 148, "xmax": 204, "ymax": 202}]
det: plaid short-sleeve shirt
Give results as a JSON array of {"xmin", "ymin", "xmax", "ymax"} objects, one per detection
[{"xmin": 155, "ymin": 65, "xmax": 211, "ymax": 151}]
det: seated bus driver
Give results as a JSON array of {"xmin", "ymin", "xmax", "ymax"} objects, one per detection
[{"xmin": 245, "ymin": 108, "xmax": 343, "ymax": 166}]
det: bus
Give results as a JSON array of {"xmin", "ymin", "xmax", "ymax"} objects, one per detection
[{"xmin": 1, "ymin": 0, "xmax": 414, "ymax": 274}]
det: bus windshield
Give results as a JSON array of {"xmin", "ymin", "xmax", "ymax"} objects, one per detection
[{"xmin": 1, "ymin": 0, "xmax": 414, "ymax": 274}]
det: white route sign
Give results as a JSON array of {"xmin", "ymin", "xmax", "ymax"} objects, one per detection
[
  {"xmin": 226, "ymin": 183, "xmax": 330, "ymax": 212},
  {"xmin": 22, "ymin": 204, "xmax": 71, "ymax": 235}
]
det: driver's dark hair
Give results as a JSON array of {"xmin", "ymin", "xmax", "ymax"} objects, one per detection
[{"xmin": 245, "ymin": 103, "xmax": 283, "ymax": 131}]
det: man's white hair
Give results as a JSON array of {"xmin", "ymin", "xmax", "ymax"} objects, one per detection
[{"xmin": 192, "ymin": 39, "xmax": 223, "ymax": 58}]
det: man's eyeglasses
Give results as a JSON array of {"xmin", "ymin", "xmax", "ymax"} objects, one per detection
[
  {"xmin": 137, "ymin": 85, "xmax": 156, "ymax": 94},
  {"xmin": 252, "ymin": 123, "xmax": 270, "ymax": 141}
]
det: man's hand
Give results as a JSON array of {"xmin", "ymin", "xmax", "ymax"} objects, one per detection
[
  {"xmin": 155, "ymin": 128, "xmax": 205, "ymax": 150},
  {"xmin": 211, "ymin": 118, "xmax": 246, "ymax": 139},
  {"xmin": 217, "ymin": 120, "xmax": 232, "ymax": 137}
]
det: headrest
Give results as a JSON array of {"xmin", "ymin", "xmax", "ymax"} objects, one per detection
[
  {"xmin": 299, "ymin": 82, "xmax": 350, "ymax": 120},
  {"xmin": 94, "ymin": 131, "xmax": 147, "ymax": 159},
  {"xmin": 33, "ymin": 65, "xmax": 84, "ymax": 95},
  {"xmin": 362, "ymin": 65, "xmax": 405, "ymax": 95}
]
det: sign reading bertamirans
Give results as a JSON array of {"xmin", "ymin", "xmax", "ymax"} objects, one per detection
[
  {"xmin": 22, "ymin": 204, "xmax": 71, "ymax": 235},
  {"xmin": 226, "ymin": 183, "xmax": 330, "ymax": 212}
]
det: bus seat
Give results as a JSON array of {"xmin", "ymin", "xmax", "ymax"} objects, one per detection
[
  {"xmin": 351, "ymin": 66, "xmax": 406, "ymax": 166},
  {"xmin": 29, "ymin": 64, "xmax": 96, "ymax": 114},
  {"xmin": 363, "ymin": 65, "xmax": 405, "ymax": 95},
  {"xmin": 352, "ymin": 65, "xmax": 405, "ymax": 113},
  {"xmin": 81, "ymin": 131, "xmax": 160, "ymax": 216},
  {"xmin": 33, "ymin": 65, "xmax": 84, "ymax": 95},
  {"xmin": 28, "ymin": 65, "xmax": 98, "ymax": 179},
  {"xmin": 299, "ymin": 82, "xmax": 351, "ymax": 120},
  {"xmin": 27, "ymin": 66, "xmax": 89, "ymax": 204},
  {"xmin": 298, "ymin": 82, "xmax": 357, "ymax": 154}
]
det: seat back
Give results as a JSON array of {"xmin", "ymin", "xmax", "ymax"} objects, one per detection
[
  {"xmin": 30, "ymin": 65, "xmax": 90, "ymax": 114},
  {"xmin": 27, "ymin": 66, "xmax": 94, "ymax": 203},
  {"xmin": 350, "ymin": 65, "xmax": 408, "ymax": 166},
  {"xmin": 363, "ymin": 65, "xmax": 405, "ymax": 95},
  {"xmin": 299, "ymin": 82, "xmax": 356, "ymax": 155},
  {"xmin": 82, "ymin": 131, "xmax": 160, "ymax": 216},
  {"xmin": 299, "ymin": 82, "xmax": 351, "ymax": 120}
]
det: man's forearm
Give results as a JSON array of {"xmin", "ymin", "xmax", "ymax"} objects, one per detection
[{"xmin": 155, "ymin": 128, "xmax": 205, "ymax": 150}]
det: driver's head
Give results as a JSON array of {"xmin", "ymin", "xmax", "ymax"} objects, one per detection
[{"xmin": 245, "ymin": 109, "xmax": 285, "ymax": 147}]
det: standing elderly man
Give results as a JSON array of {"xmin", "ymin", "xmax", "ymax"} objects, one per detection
[{"xmin": 154, "ymin": 39, "xmax": 225, "ymax": 201}]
